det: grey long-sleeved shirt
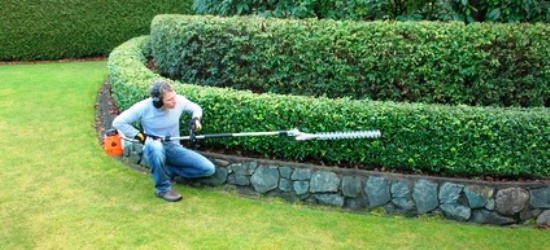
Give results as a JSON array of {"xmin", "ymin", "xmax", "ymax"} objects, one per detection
[{"xmin": 112, "ymin": 95, "xmax": 202, "ymax": 144}]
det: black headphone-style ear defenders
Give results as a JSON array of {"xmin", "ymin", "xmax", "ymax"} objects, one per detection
[{"xmin": 150, "ymin": 81, "xmax": 164, "ymax": 109}]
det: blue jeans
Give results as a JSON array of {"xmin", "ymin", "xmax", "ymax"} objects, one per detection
[{"xmin": 142, "ymin": 140, "xmax": 215, "ymax": 194}]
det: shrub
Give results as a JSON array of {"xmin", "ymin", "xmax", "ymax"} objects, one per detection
[
  {"xmin": 192, "ymin": 0, "xmax": 549, "ymax": 23},
  {"xmin": 109, "ymin": 35, "xmax": 550, "ymax": 178},
  {"xmin": 0, "ymin": 0, "xmax": 193, "ymax": 60},
  {"xmin": 453, "ymin": 0, "xmax": 550, "ymax": 23},
  {"xmin": 151, "ymin": 15, "xmax": 549, "ymax": 107}
]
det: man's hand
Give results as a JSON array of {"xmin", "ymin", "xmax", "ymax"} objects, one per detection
[
  {"xmin": 190, "ymin": 117, "xmax": 202, "ymax": 132},
  {"xmin": 134, "ymin": 132, "xmax": 146, "ymax": 143}
]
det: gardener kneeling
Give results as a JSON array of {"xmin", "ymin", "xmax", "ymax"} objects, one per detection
[{"xmin": 112, "ymin": 80, "xmax": 215, "ymax": 202}]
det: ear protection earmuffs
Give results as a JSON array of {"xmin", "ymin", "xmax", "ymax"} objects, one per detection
[{"xmin": 150, "ymin": 81, "xmax": 163, "ymax": 109}]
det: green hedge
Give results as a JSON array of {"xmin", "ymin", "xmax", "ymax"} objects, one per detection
[
  {"xmin": 150, "ymin": 15, "xmax": 549, "ymax": 107},
  {"xmin": 0, "ymin": 0, "xmax": 193, "ymax": 61},
  {"xmin": 109, "ymin": 36, "xmax": 550, "ymax": 178},
  {"xmin": 192, "ymin": 0, "xmax": 550, "ymax": 23}
]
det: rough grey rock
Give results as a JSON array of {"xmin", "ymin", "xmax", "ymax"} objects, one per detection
[
  {"xmin": 310, "ymin": 171, "xmax": 340, "ymax": 193},
  {"xmin": 303, "ymin": 196, "xmax": 317, "ymax": 204},
  {"xmin": 345, "ymin": 196, "xmax": 369, "ymax": 210},
  {"xmin": 366, "ymin": 176, "xmax": 391, "ymax": 208},
  {"xmin": 495, "ymin": 187, "xmax": 529, "ymax": 216},
  {"xmin": 393, "ymin": 197, "xmax": 416, "ymax": 211},
  {"xmin": 245, "ymin": 162, "xmax": 260, "ymax": 174},
  {"xmin": 251, "ymin": 167, "xmax": 279, "ymax": 193},
  {"xmin": 529, "ymin": 187, "xmax": 550, "ymax": 209},
  {"xmin": 293, "ymin": 180, "xmax": 309, "ymax": 195},
  {"xmin": 279, "ymin": 167, "xmax": 292, "ymax": 179},
  {"xmin": 391, "ymin": 180, "xmax": 412, "ymax": 198},
  {"xmin": 127, "ymin": 152, "xmax": 142, "ymax": 164},
  {"xmin": 470, "ymin": 209, "xmax": 517, "ymax": 225},
  {"xmin": 227, "ymin": 174, "xmax": 236, "ymax": 184},
  {"xmin": 440, "ymin": 204, "xmax": 471, "ymax": 221},
  {"xmin": 413, "ymin": 179, "xmax": 438, "ymax": 214},
  {"xmin": 123, "ymin": 143, "xmax": 143, "ymax": 164},
  {"xmin": 229, "ymin": 163, "xmax": 242, "ymax": 175},
  {"xmin": 536, "ymin": 210, "xmax": 550, "ymax": 228},
  {"xmin": 200, "ymin": 167, "xmax": 228, "ymax": 186},
  {"xmin": 291, "ymin": 168, "xmax": 311, "ymax": 181},
  {"xmin": 391, "ymin": 181, "xmax": 415, "ymax": 211},
  {"xmin": 429, "ymin": 208, "xmax": 445, "ymax": 217},
  {"xmin": 314, "ymin": 194, "xmax": 345, "ymax": 207},
  {"xmin": 485, "ymin": 198, "xmax": 495, "ymax": 211},
  {"xmin": 212, "ymin": 158, "xmax": 230, "ymax": 167},
  {"xmin": 439, "ymin": 182, "xmax": 464, "ymax": 204},
  {"xmin": 235, "ymin": 186, "xmax": 261, "ymax": 198},
  {"xmin": 279, "ymin": 178, "xmax": 293, "ymax": 192},
  {"xmin": 229, "ymin": 175, "xmax": 250, "ymax": 186},
  {"xmin": 520, "ymin": 209, "xmax": 541, "ymax": 221},
  {"xmin": 122, "ymin": 142, "xmax": 140, "ymax": 156},
  {"xmin": 278, "ymin": 192, "xmax": 300, "ymax": 203},
  {"xmin": 464, "ymin": 185, "xmax": 494, "ymax": 209},
  {"xmin": 341, "ymin": 176, "xmax": 363, "ymax": 198},
  {"xmin": 232, "ymin": 162, "xmax": 257, "ymax": 176}
]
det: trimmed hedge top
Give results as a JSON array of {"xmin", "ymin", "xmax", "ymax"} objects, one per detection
[
  {"xmin": 150, "ymin": 15, "xmax": 549, "ymax": 108},
  {"xmin": 108, "ymin": 34, "xmax": 550, "ymax": 178}
]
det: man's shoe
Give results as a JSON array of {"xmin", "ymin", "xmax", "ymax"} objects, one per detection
[{"xmin": 156, "ymin": 189, "xmax": 183, "ymax": 202}]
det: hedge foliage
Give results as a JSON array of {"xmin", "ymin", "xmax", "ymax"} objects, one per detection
[
  {"xmin": 192, "ymin": 0, "xmax": 550, "ymax": 23},
  {"xmin": 0, "ymin": 0, "xmax": 193, "ymax": 61},
  {"xmin": 150, "ymin": 15, "xmax": 549, "ymax": 107},
  {"xmin": 109, "ymin": 35, "xmax": 550, "ymax": 178}
]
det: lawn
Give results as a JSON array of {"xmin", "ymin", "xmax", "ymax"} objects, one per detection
[{"xmin": 0, "ymin": 61, "xmax": 548, "ymax": 249}]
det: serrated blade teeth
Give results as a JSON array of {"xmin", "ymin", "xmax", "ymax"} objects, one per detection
[{"xmin": 315, "ymin": 130, "xmax": 381, "ymax": 140}]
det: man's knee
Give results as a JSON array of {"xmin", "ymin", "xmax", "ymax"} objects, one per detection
[
  {"xmin": 205, "ymin": 162, "xmax": 216, "ymax": 176},
  {"xmin": 144, "ymin": 140, "xmax": 165, "ymax": 162}
]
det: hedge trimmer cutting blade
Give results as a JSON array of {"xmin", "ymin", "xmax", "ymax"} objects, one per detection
[{"xmin": 120, "ymin": 128, "xmax": 381, "ymax": 143}]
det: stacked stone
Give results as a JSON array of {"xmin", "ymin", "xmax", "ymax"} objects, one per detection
[
  {"xmin": 117, "ymin": 147, "xmax": 550, "ymax": 227},
  {"xmin": 197, "ymin": 158, "xmax": 550, "ymax": 227},
  {"xmin": 123, "ymin": 142, "xmax": 144, "ymax": 165}
]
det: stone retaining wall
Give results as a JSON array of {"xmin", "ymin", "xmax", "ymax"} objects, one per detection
[
  {"xmin": 122, "ymin": 143, "xmax": 550, "ymax": 227},
  {"xmin": 98, "ymin": 81, "xmax": 549, "ymax": 228}
]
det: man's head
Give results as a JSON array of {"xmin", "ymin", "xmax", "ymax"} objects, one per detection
[{"xmin": 150, "ymin": 80, "xmax": 177, "ymax": 109}]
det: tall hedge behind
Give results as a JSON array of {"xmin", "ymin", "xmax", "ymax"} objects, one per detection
[
  {"xmin": 109, "ymin": 36, "xmax": 550, "ymax": 178},
  {"xmin": 192, "ymin": 0, "xmax": 550, "ymax": 23},
  {"xmin": 150, "ymin": 15, "xmax": 549, "ymax": 107},
  {"xmin": 0, "ymin": 0, "xmax": 193, "ymax": 61}
]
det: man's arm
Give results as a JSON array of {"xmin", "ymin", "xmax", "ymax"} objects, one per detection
[
  {"xmin": 178, "ymin": 95, "xmax": 202, "ymax": 120},
  {"xmin": 112, "ymin": 101, "xmax": 144, "ymax": 138}
]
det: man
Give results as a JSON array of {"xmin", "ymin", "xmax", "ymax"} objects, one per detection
[{"xmin": 113, "ymin": 80, "xmax": 215, "ymax": 202}]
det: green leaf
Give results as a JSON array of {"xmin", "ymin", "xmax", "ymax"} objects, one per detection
[{"xmin": 487, "ymin": 8, "xmax": 501, "ymax": 21}]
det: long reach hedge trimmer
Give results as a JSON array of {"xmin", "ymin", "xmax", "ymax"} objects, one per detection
[{"xmin": 118, "ymin": 128, "xmax": 381, "ymax": 144}]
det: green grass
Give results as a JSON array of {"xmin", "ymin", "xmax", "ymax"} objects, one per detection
[{"xmin": 0, "ymin": 61, "xmax": 548, "ymax": 249}]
